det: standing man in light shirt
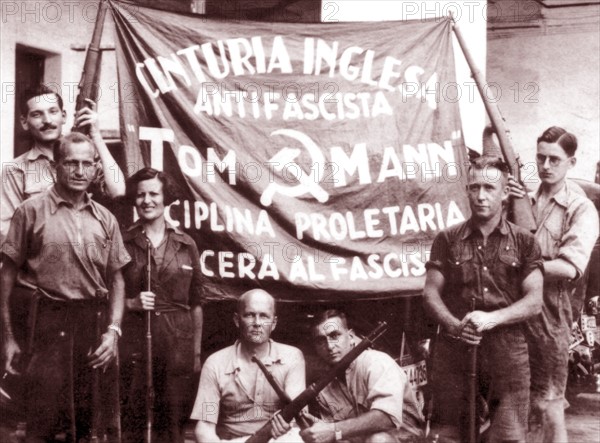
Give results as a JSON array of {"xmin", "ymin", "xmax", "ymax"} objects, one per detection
[
  {"xmin": 509, "ymin": 126, "xmax": 599, "ymax": 442},
  {"xmin": 1, "ymin": 132, "xmax": 130, "ymax": 442}
]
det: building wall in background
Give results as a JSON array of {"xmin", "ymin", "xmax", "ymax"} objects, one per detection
[
  {"xmin": 1, "ymin": 0, "xmax": 119, "ymax": 163},
  {"xmin": 1, "ymin": 0, "xmax": 598, "ymax": 183},
  {"xmin": 487, "ymin": 0, "xmax": 600, "ymax": 182}
]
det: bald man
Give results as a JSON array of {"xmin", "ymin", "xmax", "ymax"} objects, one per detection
[{"xmin": 192, "ymin": 290, "xmax": 305, "ymax": 442}]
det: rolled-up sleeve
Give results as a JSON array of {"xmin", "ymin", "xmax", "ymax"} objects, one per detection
[
  {"xmin": 0, "ymin": 205, "xmax": 29, "ymax": 267},
  {"xmin": 359, "ymin": 352, "xmax": 406, "ymax": 428},
  {"xmin": 425, "ymin": 231, "xmax": 450, "ymax": 276},
  {"xmin": 520, "ymin": 231, "xmax": 544, "ymax": 279},
  {"xmin": 1, "ymin": 164, "xmax": 25, "ymax": 245},
  {"xmin": 559, "ymin": 198, "xmax": 599, "ymax": 277},
  {"xmin": 190, "ymin": 357, "xmax": 220, "ymax": 423}
]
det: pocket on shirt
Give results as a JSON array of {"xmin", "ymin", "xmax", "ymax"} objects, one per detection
[
  {"xmin": 496, "ymin": 245, "xmax": 523, "ymax": 284},
  {"xmin": 88, "ymin": 233, "xmax": 114, "ymax": 268},
  {"xmin": 448, "ymin": 244, "xmax": 474, "ymax": 284}
]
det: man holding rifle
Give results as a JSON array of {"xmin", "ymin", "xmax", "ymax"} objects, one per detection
[
  {"xmin": 423, "ymin": 156, "xmax": 544, "ymax": 442},
  {"xmin": 509, "ymin": 127, "xmax": 599, "ymax": 442},
  {"xmin": 299, "ymin": 309, "xmax": 424, "ymax": 443},
  {"xmin": 191, "ymin": 289, "xmax": 305, "ymax": 442},
  {"xmin": 0, "ymin": 133, "xmax": 130, "ymax": 442},
  {"xmin": 1, "ymin": 85, "xmax": 125, "ymax": 245}
]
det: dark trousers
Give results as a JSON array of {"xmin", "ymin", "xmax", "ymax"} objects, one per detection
[
  {"xmin": 431, "ymin": 325, "xmax": 530, "ymax": 442},
  {"xmin": 120, "ymin": 311, "xmax": 198, "ymax": 443},
  {"xmin": 22, "ymin": 296, "xmax": 117, "ymax": 443}
]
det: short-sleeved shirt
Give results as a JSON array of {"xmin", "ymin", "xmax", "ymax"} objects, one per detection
[
  {"xmin": 527, "ymin": 181, "xmax": 599, "ymax": 400},
  {"xmin": 533, "ymin": 181, "xmax": 598, "ymax": 313},
  {"xmin": 191, "ymin": 340, "xmax": 305, "ymax": 440},
  {"xmin": 0, "ymin": 185, "xmax": 130, "ymax": 300},
  {"xmin": 426, "ymin": 217, "xmax": 543, "ymax": 319},
  {"xmin": 316, "ymin": 349, "xmax": 424, "ymax": 438},
  {"xmin": 1, "ymin": 146, "xmax": 106, "ymax": 244}
]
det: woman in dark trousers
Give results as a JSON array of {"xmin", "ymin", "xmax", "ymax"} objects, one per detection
[{"xmin": 120, "ymin": 167, "xmax": 204, "ymax": 443}]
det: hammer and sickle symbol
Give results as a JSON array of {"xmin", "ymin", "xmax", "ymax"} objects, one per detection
[{"xmin": 260, "ymin": 129, "xmax": 329, "ymax": 207}]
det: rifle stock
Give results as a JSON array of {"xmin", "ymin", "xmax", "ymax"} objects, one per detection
[
  {"xmin": 451, "ymin": 18, "xmax": 537, "ymax": 232},
  {"xmin": 245, "ymin": 322, "xmax": 388, "ymax": 443}
]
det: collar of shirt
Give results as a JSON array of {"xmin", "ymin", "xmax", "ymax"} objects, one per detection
[
  {"xmin": 25, "ymin": 145, "xmax": 54, "ymax": 163},
  {"xmin": 47, "ymin": 185, "xmax": 112, "ymax": 246},
  {"xmin": 47, "ymin": 184, "xmax": 96, "ymax": 215},
  {"xmin": 532, "ymin": 181, "xmax": 570, "ymax": 209},
  {"xmin": 124, "ymin": 220, "xmax": 195, "ymax": 246},
  {"xmin": 460, "ymin": 216, "xmax": 509, "ymax": 241},
  {"xmin": 224, "ymin": 340, "xmax": 286, "ymax": 375}
]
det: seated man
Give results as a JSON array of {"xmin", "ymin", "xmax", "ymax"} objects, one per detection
[
  {"xmin": 300, "ymin": 309, "xmax": 424, "ymax": 443},
  {"xmin": 192, "ymin": 289, "xmax": 305, "ymax": 442}
]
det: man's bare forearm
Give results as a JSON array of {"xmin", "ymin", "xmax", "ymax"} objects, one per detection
[
  {"xmin": 493, "ymin": 268, "xmax": 543, "ymax": 326},
  {"xmin": 423, "ymin": 269, "xmax": 460, "ymax": 333},
  {"xmin": 336, "ymin": 410, "xmax": 395, "ymax": 439},
  {"xmin": 108, "ymin": 270, "xmax": 125, "ymax": 326},
  {"xmin": 543, "ymin": 258, "xmax": 577, "ymax": 281}
]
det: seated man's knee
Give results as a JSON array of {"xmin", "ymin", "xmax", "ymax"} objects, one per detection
[{"xmin": 365, "ymin": 432, "xmax": 395, "ymax": 443}]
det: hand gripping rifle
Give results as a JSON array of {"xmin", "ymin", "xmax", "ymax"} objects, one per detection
[
  {"xmin": 245, "ymin": 322, "xmax": 388, "ymax": 443},
  {"xmin": 451, "ymin": 17, "xmax": 537, "ymax": 232},
  {"xmin": 72, "ymin": 0, "xmax": 108, "ymax": 135},
  {"xmin": 251, "ymin": 356, "xmax": 311, "ymax": 430}
]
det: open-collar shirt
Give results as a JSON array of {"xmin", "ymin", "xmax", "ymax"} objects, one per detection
[{"xmin": 191, "ymin": 339, "xmax": 305, "ymax": 440}]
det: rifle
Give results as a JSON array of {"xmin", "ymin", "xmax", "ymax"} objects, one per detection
[
  {"xmin": 245, "ymin": 322, "xmax": 388, "ymax": 443},
  {"xmin": 451, "ymin": 17, "xmax": 537, "ymax": 232},
  {"xmin": 72, "ymin": 0, "xmax": 108, "ymax": 134},
  {"xmin": 145, "ymin": 242, "xmax": 154, "ymax": 443},
  {"xmin": 251, "ymin": 356, "xmax": 311, "ymax": 429},
  {"xmin": 467, "ymin": 299, "xmax": 478, "ymax": 443}
]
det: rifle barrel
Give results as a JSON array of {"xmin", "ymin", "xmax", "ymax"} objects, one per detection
[
  {"xmin": 251, "ymin": 356, "xmax": 311, "ymax": 429},
  {"xmin": 245, "ymin": 322, "xmax": 388, "ymax": 443},
  {"xmin": 145, "ymin": 243, "xmax": 154, "ymax": 443},
  {"xmin": 467, "ymin": 299, "xmax": 478, "ymax": 443},
  {"xmin": 73, "ymin": 0, "xmax": 108, "ymax": 133},
  {"xmin": 451, "ymin": 17, "xmax": 537, "ymax": 232}
]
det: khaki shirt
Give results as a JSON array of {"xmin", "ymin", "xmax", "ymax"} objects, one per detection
[
  {"xmin": 316, "ymin": 349, "xmax": 424, "ymax": 438},
  {"xmin": 532, "ymin": 180, "xmax": 599, "ymax": 327},
  {"xmin": 1, "ymin": 185, "xmax": 130, "ymax": 300},
  {"xmin": 191, "ymin": 340, "xmax": 305, "ymax": 440}
]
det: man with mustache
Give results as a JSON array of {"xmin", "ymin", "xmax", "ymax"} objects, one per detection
[
  {"xmin": 509, "ymin": 127, "xmax": 599, "ymax": 442},
  {"xmin": 192, "ymin": 289, "xmax": 305, "ymax": 442},
  {"xmin": 424, "ymin": 156, "xmax": 544, "ymax": 442},
  {"xmin": 1, "ymin": 85, "xmax": 125, "ymax": 245}
]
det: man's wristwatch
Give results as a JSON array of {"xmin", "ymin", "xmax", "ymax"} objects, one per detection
[
  {"xmin": 334, "ymin": 423, "xmax": 342, "ymax": 441},
  {"xmin": 108, "ymin": 323, "xmax": 122, "ymax": 337}
]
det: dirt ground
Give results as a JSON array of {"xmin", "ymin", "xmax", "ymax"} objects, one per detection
[{"xmin": 2, "ymin": 379, "xmax": 598, "ymax": 442}]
